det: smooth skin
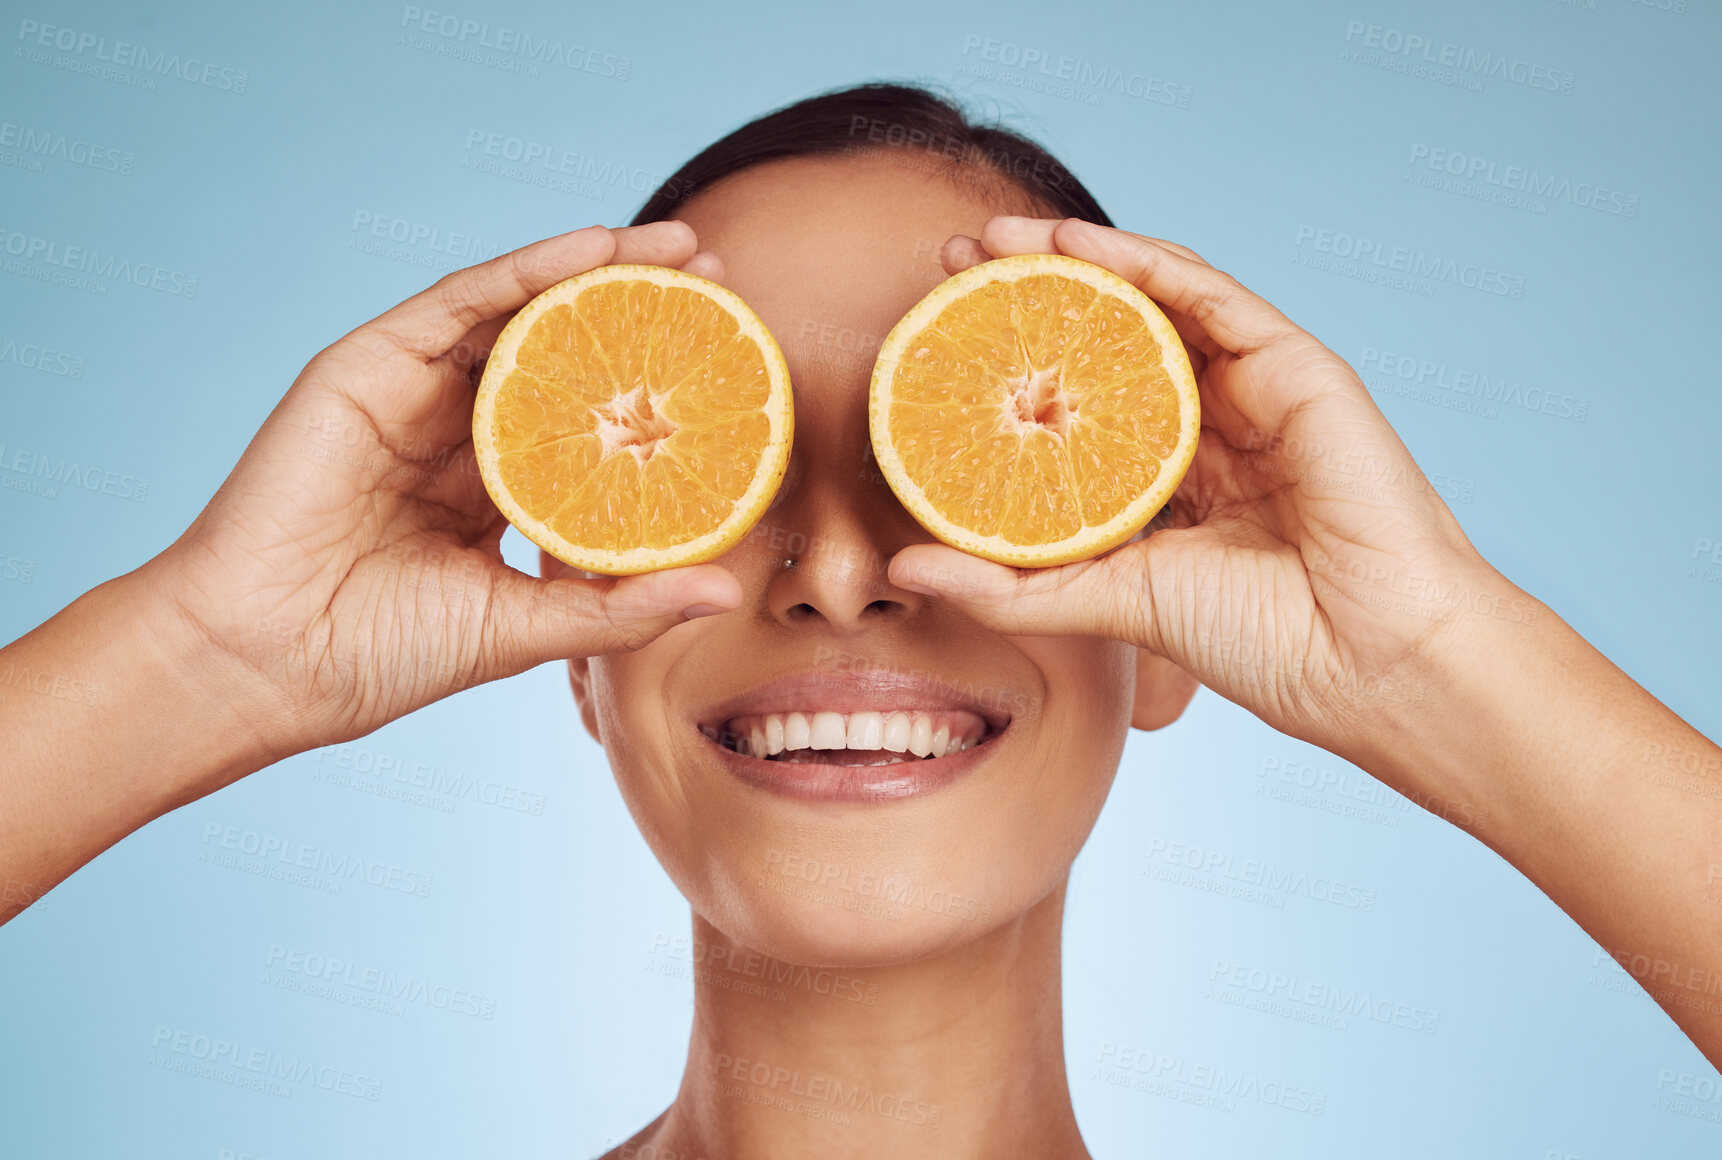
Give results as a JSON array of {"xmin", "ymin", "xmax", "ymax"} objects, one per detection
[
  {"xmin": 560, "ymin": 157, "xmax": 1175, "ymax": 1159},
  {"xmin": 915, "ymin": 215, "xmax": 1722, "ymax": 1070},
  {"xmin": 1, "ymin": 152, "xmax": 1718, "ymax": 1160},
  {"xmin": 0, "ymin": 222, "xmax": 743, "ymax": 916}
]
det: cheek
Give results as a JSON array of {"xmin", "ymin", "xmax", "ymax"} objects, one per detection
[
  {"xmin": 586, "ymin": 651, "xmax": 704, "ymax": 877},
  {"xmin": 1003, "ymin": 635, "xmax": 1138, "ymax": 854},
  {"xmin": 585, "ymin": 658, "xmax": 630, "ymax": 751},
  {"xmin": 1017, "ymin": 637, "xmax": 1138, "ymax": 750}
]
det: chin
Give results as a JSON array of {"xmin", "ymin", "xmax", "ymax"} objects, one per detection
[
  {"xmin": 698, "ymin": 846, "xmax": 1011, "ymax": 970},
  {"xmin": 590, "ymin": 645, "xmax": 1133, "ymax": 971}
]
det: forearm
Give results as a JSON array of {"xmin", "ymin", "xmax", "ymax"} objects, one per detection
[
  {"xmin": 0, "ymin": 567, "xmax": 285, "ymax": 923},
  {"xmin": 1360, "ymin": 563, "xmax": 1722, "ymax": 1063}
]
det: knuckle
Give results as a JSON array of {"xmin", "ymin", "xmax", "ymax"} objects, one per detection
[
  {"xmin": 430, "ymin": 277, "xmax": 469, "ymax": 320},
  {"xmin": 597, "ymin": 593, "xmax": 658, "ymax": 653},
  {"xmin": 428, "ymin": 266, "xmax": 467, "ymax": 300},
  {"xmin": 508, "ymin": 245, "xmax": 550, "ymax": 285}
]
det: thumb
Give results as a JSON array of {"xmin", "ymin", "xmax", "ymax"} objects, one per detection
[
  {"xmin": 483, "ymin": 563, "xmax": 743, "ymax": 674},
  {"xmin": 887, "ymin": 542, "xmax": 1163, "ymax": 653}
]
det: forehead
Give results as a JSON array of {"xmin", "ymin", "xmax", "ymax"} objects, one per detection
[{"xmin": 667, "ymin": 154, "xmax": 1004, "ymax": 376}]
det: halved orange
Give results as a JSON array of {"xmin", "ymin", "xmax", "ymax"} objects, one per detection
[
  {"xmin": 473, "ymin": 264, "xmax": 792, "ymax": 575},
  {"xmin": 869, "ymin": 253, "xmax": 1200, "ymax": 567}
]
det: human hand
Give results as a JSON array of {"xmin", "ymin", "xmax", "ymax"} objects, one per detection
[
  {"xmin": 142, "ymin": 222, "xmax": 742, "ymax": 761},
  {"xmin": 889, "ymin": 216, "xmax": 1527, "ymax": 757}
]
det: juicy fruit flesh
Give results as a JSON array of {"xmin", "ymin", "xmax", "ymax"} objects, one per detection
[
  {"xmin": 888, "ymin": 273, "xmax": 1185, "ymax": 546},
  {"xmin": 489, "ymin": 279, "xmax": 774, "ymax": 554}
]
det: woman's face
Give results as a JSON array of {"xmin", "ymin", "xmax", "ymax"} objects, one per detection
[{"xmin": 554, "ymin": 152, "xmax": 1194, "ymax": 966}]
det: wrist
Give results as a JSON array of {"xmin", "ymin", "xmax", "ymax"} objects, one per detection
[
  {"xmin": 1332, "ymin": 554, "xmax": 1549, "ymax": 839},
  {"xmin": 98, "ymin": 562, "xmax": 303, "ymax": 806},
  {"xmin": 0, "ymin": 564, "xmax": 305, "ymax": 910}
]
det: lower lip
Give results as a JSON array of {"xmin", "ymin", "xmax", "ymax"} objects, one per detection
[{"xmin": 700, "ymin": 729, "xmax": 1001, "ymax": 803}]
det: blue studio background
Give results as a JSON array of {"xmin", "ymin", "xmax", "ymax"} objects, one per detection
[{"xmin": 3, "ymin": 1, "xmax": 1720, "ymax": 1157}]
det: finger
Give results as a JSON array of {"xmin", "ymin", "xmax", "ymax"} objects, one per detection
[
  {"xmin": 486, "ymin": 563, "xmax": 743, "ymax": 672},
  {"xmin": 364, "ymin": 224, "xmax": 618, "ymax": 359},
  {"xmin": 1050, "ymin": 218, "xmax": 1300, "ymax": 356},
  {"xmin": 454, "ymin": 315, "xmax": 512, "ymax": 380},
  {"xmin": 967, "ymin": 217, "xmax": 1216, "ymax": 365},
  {"xmin": 326, "ymin": 221, "xmax": 706, "ymax": 463},
  {"xmin": 608, "ymin": 219, "xmax": 701, "ymax": 267},
  {"xmin": 458, "ymin": 229, "xmax": 712, "ymax": 372},
  {"xmin": 681, "ymin": 250, "xmax": 725, "ymax": 282},
  {"xmin": 973, "ymin": 216, "xmax": 1211, "ymax": 267},
  {"xmin": 887, "ymin": 542, "xmax": 1162, "ymax": 653},
  {"xmin": 399, "ymin": 223, "xmax": 716, "ymax": 385},
  {"xmin": 941, "ymin": 234, "xmax": 990, "ymax": 274},
  {"xmin": 971, "ymin": 214, "xmax": 1212, "ymax": 261},
  {"xmin": 1114, "ymin": 229, "xmax": 1206, "ymax": 266},
  {"xmin": 458, "ymin": 233, "xmax": 714, "ymax": 372},
  {"xmin": 449, "ymin": 247, "xmax": 720, "ymax": 393},
  {"xmin": 977, "ymin": 216, "xmax": 1062, "ymax": 257}
]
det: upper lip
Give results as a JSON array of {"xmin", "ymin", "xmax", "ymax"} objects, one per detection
[{"xmin": 699, "ymin": 668, "xmax": 1018, "ymax": 733}]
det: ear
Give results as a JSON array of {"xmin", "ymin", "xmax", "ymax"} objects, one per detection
[
  {"xmin": 1131, "ymin": 649, "xmax": 1199, "ymax": 731},
  {"xmin": 566, "ymin": 656, "xmax": 601, "ymax": 743},
  {"xmin": 540, "ymin": 549, "xmax": 602, "ymax": 743}
]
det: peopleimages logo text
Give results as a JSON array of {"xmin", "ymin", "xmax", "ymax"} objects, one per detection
[
  {"xmin": 0, "ymin": 121, "xmax": 134, "ymax": 174},
  {"xmin": 1408, "ymin": 145, "xmax": 1638, "ymax": 218},
  {"xmin": 1295, "ymin": 226, "xmax": 1525, "ymax": 298},
  {"xmin": 265, "ymin": 945, "xmax": 497, "ymax": 1018},
  {"xmin": 958, "ymin": 34, "xmax": 1192, "ymax": 107},
  {"xmin": 199, "ymin": 823, "xmax": 433, "ymax": 897},
  {"xmin": 0, "ymin": 338, "xmax": 83, "ymax": 379},
  {"xmin": 0, "ymin": 228, "xmax": 198, "ymax": 297},
  {"xmin": 399, "ymin": 7, "xmax": 630, "ymax": 78},
  {"xmin": 150, "ymin": 1027, "xmax": 381, "ymax": 1100},
  {"xmin": 461, "ymin": 131, "xmax": 674, "ymax": 193},
  {"xmin": 1342, "ymin": 20, "xmax": 1574, "ymax": 93},
  {"xmin": 0, "ymin": 444, "xmax": 147, "ymax": 501},
  {"xmin": 16, "ymin": 19, "xmax": 249, "ymax": 91},
  {"xmin": 1359, "ymin": 348, "xmax": 1588, "ymax": 422},
  {"xmin": 1144, "ymin": 838, "xmax": 1377, "ymax": 911}
]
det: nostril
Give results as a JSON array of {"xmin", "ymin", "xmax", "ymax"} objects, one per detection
[{"xmin": 863, "ymin": 599, "xmax": 906, "ymax": 617}]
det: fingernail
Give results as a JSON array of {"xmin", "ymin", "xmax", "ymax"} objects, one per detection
[
  {"xmin": 683, "ymin": 603, "xmax": 730, "ymax": 620},
  {"xmin": 895, "ymin": 579, "xmax": 941, "ymax": 598}
]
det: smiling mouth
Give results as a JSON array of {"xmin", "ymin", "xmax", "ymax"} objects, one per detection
[{"xmin": 703, "ymin": 709, "xmax": 997, "ymax": 767}]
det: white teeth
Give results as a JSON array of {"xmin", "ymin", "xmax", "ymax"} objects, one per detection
[
  {"xmin": 846, "ymin": 711, "xmax": 884, "ymax": 750},
  {"xmin": 721, "ymin": 709, "xmax": 991, "ymax": 760},
  {"xmin": 909, "ymin": 715, "xmax": 934, "ymax": 757},
  {"xmin": 784, "ymin": 712, "xmax": 811, "ymax": 750},
  {"xmin": 881, "ymin": 713, "xmax": 911, "ymax": 753},
  {"xmin": 809, "ymin": 712, "xmax": 847, "ymax": 750}
]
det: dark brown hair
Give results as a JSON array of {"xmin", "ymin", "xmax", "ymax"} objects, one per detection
[{"xmin": 629, "ymin": 82, "xmax": 1112, "ymax": 227}]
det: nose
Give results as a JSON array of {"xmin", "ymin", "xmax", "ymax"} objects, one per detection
[{"xmin": 760, "ymin": 481, "xmax": 928, "ymax": 634}]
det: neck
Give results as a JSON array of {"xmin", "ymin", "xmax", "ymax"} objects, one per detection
[{"xmin": 624, "ymin": 882, "xmax": 1088, "ymax": 1160}]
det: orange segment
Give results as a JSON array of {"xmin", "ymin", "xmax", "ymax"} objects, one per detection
[
  {"xmin": 472, "ymin": 264, "xmax": 792, "ymax": 575},
  {"xmin": 870, "ymin": 253, "xmax": 1199, "ymax": 567}
]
